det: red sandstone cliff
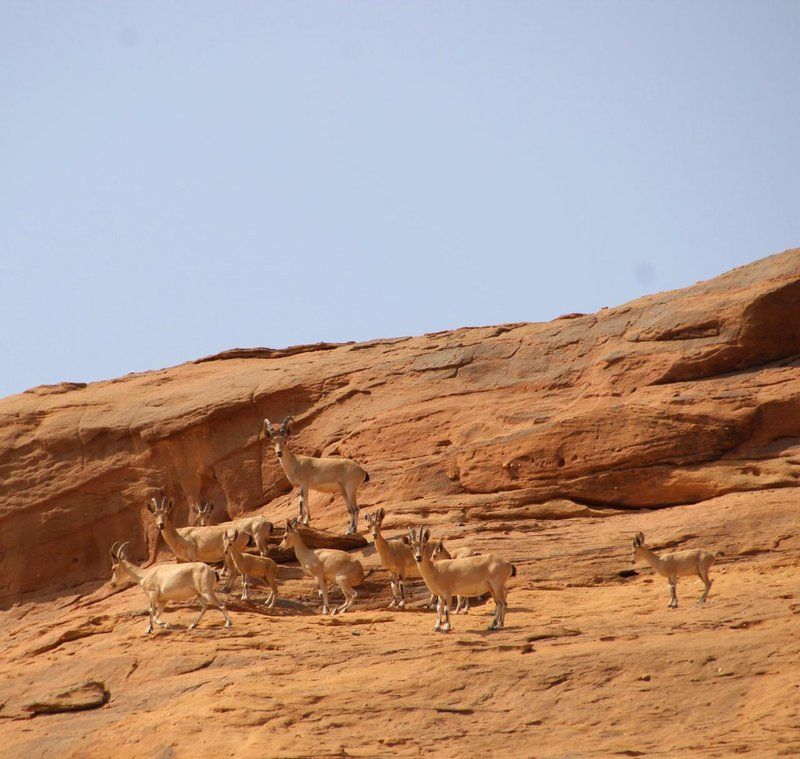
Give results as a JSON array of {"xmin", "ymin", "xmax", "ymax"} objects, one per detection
[
  {"xmin": 1, "ymin": 249, "xmax": 799, "ymax": 605},
  {"xmin": 2, "ymin": 250, "xmax": 800, "ymax": 757}
]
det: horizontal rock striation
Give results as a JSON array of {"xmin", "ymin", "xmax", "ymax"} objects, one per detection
[{"xmin": 1, "ymin": 248, "xmax": 799, "ymax": 606}]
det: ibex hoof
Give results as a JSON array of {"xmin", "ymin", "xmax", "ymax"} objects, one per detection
[{"xmin": 225, "ymin": 620, "xmax": 233, "ymax": 627}]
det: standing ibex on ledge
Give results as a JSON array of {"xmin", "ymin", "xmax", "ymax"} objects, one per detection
[{"xmin": 264, "ymin": 416, "xmax": 369, "ymax": 534}]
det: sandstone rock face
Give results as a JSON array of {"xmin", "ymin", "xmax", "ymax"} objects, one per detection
[
  {"xmin": 2, "ymin": 249, "xmax": 798, "ymax": 605},
  {"xmin": 1, "ymin": 250, "xmax": 799, "ymax": 757}
]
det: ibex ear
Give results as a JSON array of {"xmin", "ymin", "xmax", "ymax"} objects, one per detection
[
  {"xmin": 166, "ymin": 498, "xmax": 175, "ymax": 513},
  {"xmin": 264, "ymin": 419, "xmax": 275, "ymax": 437},
  {"xmin": 636, "ymin": 531, "xmax": 645, "ymax": 545},
  {"xmin": 376, "ymin": 507, "xmax": 385, "ymax": 521},
  {"xmin": 401, "ymin": 536, "xmax": 410, "ymax": 545},
  {"xmin": 192, "ymin": 503, "xmax": 201, "ymax": 514},
  {"xmin": 147, "ymin": 498, "xmax": 157, "ymax": 513},
  {"xmin": 421, "ymin": 527, "xmax": 430, "ymax": 543},
  {"xmin": 364, "ymin": 512, "xmax": 372, "ymax": 525}
]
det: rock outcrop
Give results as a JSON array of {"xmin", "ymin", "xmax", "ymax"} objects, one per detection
[
  {"xmin": 1, "ymin": 249, "xmax": 799, "ymax": 757},
  {"xmin": 1, "ymin": 249, "xmax": 799, "ymax": 605}
]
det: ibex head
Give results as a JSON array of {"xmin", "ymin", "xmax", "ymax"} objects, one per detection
[
  {"xmin": 363, "ymin": 507, "xmax": 386, "ymax": 539},
  {"xmin": 431, "ymin": 539, "xmax": 449, "ymax": 560},
  {"xmin": 193, "ymin": 501, "xmax": 214, "ymax": 526},
  {"xmin": 263, "ymin": 416, "xmax": 294, "ymax": 458},
  {"xmin": 223, "ymin": 528, "xmax": 239, "ymax": 554},
  {"xmin": 146, "ymin": 496, "xmax": 175, "ymax": 530},
  {"xmin": 277, "ymin": 518, "xmax": 300, "ymax": 551},
  {"xmin": 109, "ymin": 541, "xmax": 131, "ymax": 585},
  {"xmin": 631, "ymin": 531, "xmax": 646, "ymax": 564},
  {"xmin": 407, "ymin": 525, "xmax": 431, "ymax": 563}
]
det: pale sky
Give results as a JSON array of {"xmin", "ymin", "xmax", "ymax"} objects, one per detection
[{"xmin": 1, "ymin": 2, "xmax": 799, "ymax": 398}]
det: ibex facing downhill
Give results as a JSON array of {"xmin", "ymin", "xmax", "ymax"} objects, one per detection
[{"xmin": 264, "ymin": 416, "xmax": 369, "ymax": 535}]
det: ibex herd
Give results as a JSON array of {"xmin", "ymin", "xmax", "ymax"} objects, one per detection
[{"xmin": 110, "ymin": 416, "xmax": 718, "ymax": 635}]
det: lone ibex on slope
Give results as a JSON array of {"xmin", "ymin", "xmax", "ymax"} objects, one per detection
[
  {"xmin": 264, "ymin": 416, "xmax": 369, "ymax": 535},
  {"xmin": 109, "ymin": 541, "xmax": 232, "ymax": 634},
  {"xmin": 631, "ymin": 532, "xmax": 716, "ymax": 608}
]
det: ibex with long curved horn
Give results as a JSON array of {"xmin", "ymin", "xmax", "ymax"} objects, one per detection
[
  {"xmin": 109, "ymin": 541, "xmax": 232, "ymax": 634},
  {"xmin": 264, "ymin": 416, "xmax": 369, "ymax": 535}
]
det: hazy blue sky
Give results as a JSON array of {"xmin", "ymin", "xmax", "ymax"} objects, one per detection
[{"xmin": 2, "ymin": 2, "xmax": 799, "ymax": 398}]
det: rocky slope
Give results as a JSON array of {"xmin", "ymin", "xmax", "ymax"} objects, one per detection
[{"xmin": 1, "ymin": 249, "xmax": 799, "ymax": 757}]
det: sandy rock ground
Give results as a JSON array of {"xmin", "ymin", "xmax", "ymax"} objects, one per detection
[
  {"xmin": 2, "ymin": 249, "xmax": 800, "ymax": 756},
  {"xmin": 2, "ymin": 487, "xmax": 799, "ymax": 758}
]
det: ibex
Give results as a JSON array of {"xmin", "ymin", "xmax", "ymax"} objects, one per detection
[
  {"xmin": 109, "ymin": 541, "xmax": 232, "ymax": 634},
  {"xmin": 364, "ymin": 508, "xmax": 420, "ymax": 608},
  {"xmin": 146, "ymin": 497, "xmax": 250, "ymax": 589},
  {"xmin": 631, "ymin": 532, "xmax": 716, "ymax": 608},
  {"xmin": 408, "ymin": 526, "xmax": 516, "ymax": 633},
  {"xmin": 264, "ymin": 416, "xmax": 369, "ymax": 534},
  {"xmin": 278, "ymin": 519, "xmax": 365, "ymax": 614},
  {"xmin": 431, "ymin": 539, "xmax": 479, "ymax": 613},
  {"xmin": 193, "ymin": 501, "xmax": 274, "ymax": 555},
  {"xmin": 222, "ymin": 528, "xmax": 279, "ymax": 607}
]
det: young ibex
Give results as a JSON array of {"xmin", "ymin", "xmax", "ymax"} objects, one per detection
[
  {"xmin": 264, "ymin": 416, "xmax": 369, "ymax": 534},
  {"xmin": 631, "ymin": 532, "xmax": 716, "ymax": 608},
  {"xmin": 278, "ymin": 519, "xmax": 365, "ymax": 614},
  {"xmin": 222, "ymin": 528, "xmax": 279, "ymax": 607},
  {"xmin": 364, "ymin": 508, "xmax": 420, "ymax": 608},
  {"xmin": 109, "ymin": 541, "xmax": 232, "ymax": 634},
  {"xmin": 431, "ymin": 540, "xmax": 479, "ymax": 613},
  {"xmin": 147, "ymin": 497, "xmax": 251, "ymax": 589},
  {"xmin": 193, "ymin": 501, "xmax": 274, "ymax": 555},
  {"xmin": 408, "ymin": 526, "xmax": 516, "ymax": 633}
]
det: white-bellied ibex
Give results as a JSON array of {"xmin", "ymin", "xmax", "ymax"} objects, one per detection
[
  {"xmin": 146, "ymin": 497, "xmax": 251, "ymax": 589},
  {"xmin": 278, "ymin": 519, "xmax": 365, "ymax": 614},
  {"xmin": 431, "ymin": 539, "xmax": 479, "ymax": 613},
  {"xmin": 193, "ymin": 501, "xmax": 274, "ymax": 555},
  {"xmin": 364, "ymin": 507, "xmax": 421, "ymax": 608},
  {"xmin": 222, "ymin": 528, "xmax": 279, "ymax": 607},
  {"xmin": 631, "ymin": 532, "xmax": 716, "ymax": 608},
  {"xmin": 264, "ymin": 416, "xmax": 369, "ymax": 535},
  {"xmin": 109, "ymin": 541, "xmax": 232, "ymax": 634},
  {"xmin": 408, "ymin": 526, "xmax": 516, "ymax": 633}
]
